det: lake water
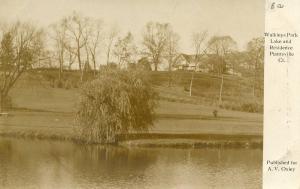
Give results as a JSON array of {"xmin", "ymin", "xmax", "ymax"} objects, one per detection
[{"xmin": 0, "ymin": 138, "xmax": 262, "ymax": 189}]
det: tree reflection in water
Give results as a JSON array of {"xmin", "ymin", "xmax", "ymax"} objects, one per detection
[{"xmin": 0, "ymin": 138, "xmax": 262, "ymax": 189}]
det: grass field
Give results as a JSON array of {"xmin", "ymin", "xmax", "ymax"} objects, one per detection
[{"xmin": 0, "ymin": 71, "xmax": 263, "ymax": 146}]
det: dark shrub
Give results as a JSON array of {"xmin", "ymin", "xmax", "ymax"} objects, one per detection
[
  {"xmin": 219, "ymin": 101, "xmax": 263, "ymax": 113},
  {"xmin": 213, "ymin": 110, "xmax": 218, "ymax": 117},
  {"xmin": 55, "ymin": 79, "xmax": 64, "ymax": 88},
  {"xmin": 240, "ymin": 102, "xmax": 263, "ymax": 113}
]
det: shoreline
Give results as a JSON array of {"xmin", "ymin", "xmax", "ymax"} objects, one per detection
[{"xmin": 0, "ymin": 129, "xmax": 263, "ymax": 149}]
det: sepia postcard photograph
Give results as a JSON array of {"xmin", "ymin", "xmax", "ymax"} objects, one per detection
[{"xmin": 0, "ymin": 0, "xmax": 265, "ymax": 188}]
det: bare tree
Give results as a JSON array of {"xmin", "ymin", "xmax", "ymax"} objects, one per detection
[
  {"xmin": 207, "ymin": 35, "xmax": 237, "ymax": 104},
  {"xmin": 246, "ymin": 37, "xmax": 264, "ymax": 97},
  {"xmin": 86, "ymin": 19, "xmax": 103, "ymax": 75},
  {"xmin": 50, "ymin": 21, "xmax": 67, "ymax": 81},
  {"xmin": 0, "ymin": 22, "xmax": 44, "ymax": 112},
  {"xmin": 58, "ymin": 12, "xmax": 98, "ymax": 82},
  {"xmin": 66, "ymin": 45, "xmax": 76, "ymax": 70},
  {"xmin": 142, "ymin": 22, "xmax": 169, "ymax": 71},
  {"xmin": 105, "ymin": 25, "xmax": 119, "ymax": 65},
  {"xmin": 165, "ymin": 28, "xmax": 180, "ymax": 87},
  {"xmin": 63, "ymin": 12, "xmax": 89, "ymax": 73},
  {"xmin": 189, "ymin": 31, "xmax": 208, "ymax": 96},
  {"xmin": 113, "ymin": 32, "xmax": 137, "ymax": 69}
]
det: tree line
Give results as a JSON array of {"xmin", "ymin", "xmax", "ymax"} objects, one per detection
[{"xmin": 0, "ymin": 11, "xmax": 264, "ymax": 112}]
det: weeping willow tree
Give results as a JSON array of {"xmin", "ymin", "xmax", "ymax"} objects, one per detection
[{"xmin": 75, "ymin": 69, "xmax": 157, "ymax": 143}]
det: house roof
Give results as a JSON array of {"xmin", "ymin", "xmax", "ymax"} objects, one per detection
[
  {"xmin": 176, "ymin": 52, "xmax": 249, "ymax": 64},
  {"xmin": 181, "ymin": 54, "xmax": 195, "ymax": 63}
]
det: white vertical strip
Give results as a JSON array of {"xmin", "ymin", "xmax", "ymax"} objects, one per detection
[{"xmin": 264, "ymin": 0, "xmax": 300, "ymax": 188}]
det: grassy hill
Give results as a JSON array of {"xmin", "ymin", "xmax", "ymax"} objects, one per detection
[
  {"xmin": 150, "ymin": 71, "xmax": 263, "ymax": 112},
  {"xmin": 0, "ymin": 70, "xmax": 263, "ymax": 146},
  {"xmin": 15, "ymin": 69, "xmax": 263, "ymax": 112}
]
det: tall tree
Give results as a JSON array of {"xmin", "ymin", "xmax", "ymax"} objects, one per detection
[
  {"xmin": 142, "ymin": 22, "xmax": 169, "ymax": 71},
  {"xmin": 113, "ymin": 32, "xmax": 137, "ymax": 69},
  {"xmin": 207, "ymin": 35, "xmax": 237, "ymax": 104},
  {"xmin": 0, "ymin": 22, "xmax": 44, "ymax": 112},
  {"xmin": 165, "ymin": 28, "xmax": 179, "ymax": 87},
  {"xmin": 63, "ymin": 12, "xmax": 89, "ymax": 74},
  {"xmin": 105, "ymin": 25, "xmax": 119, "ymax": 65},
  {"xmin": 189, "ymin": 31, "xmax": 208, "ymax": 96},
  {"xmin": 66, "ymin": 45, "xmax": 76, "ymax": 70},
  {"xmin": 50, "ymin": 21, "xmax": 68, "ymax": 81},
  {"xmin": 86, "ymin": 19, "xmax": 103, "ymax": 75},
  {"xmin": 246, "ymin": 37, "xmax": 264, "ymax": 97}
]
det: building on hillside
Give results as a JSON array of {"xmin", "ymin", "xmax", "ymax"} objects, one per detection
[
  {"xmin": 175, "ymin": 53, "xmax": 248, "ymax": 76},
  {"xmin": 138, "ymin": 52, "xmax": 250, "ymax": 76},
  {"xmin": 173, "ymin": 53, "xmax": 213, "ymax": 73},
  {"xmin": 173, "ymin": 54, "xmax": 196, "ymax": 71},
  {"xmin": 224, "ymin": 51, "xmax": 252, "ymax": 76}
]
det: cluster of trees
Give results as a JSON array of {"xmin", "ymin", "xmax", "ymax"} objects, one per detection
[
  {"xmin": 49, "ymin": 12, "xmax": 104, "ymax": 81},
  {"xmin": 187, "ymin": 34, "xmax": 264, "ymax": 103},
  {"xmin": 246, "ymin": 37, "xmax": 264, "ymax": 97},
  {"xmin": 141, "ymin": 24, "xmax": 263, "ymax": 102},
  {"xmin": 0, "ymin": 22, "xmax": 44, "ymax": 112},
  {"xmin": 0, "ymin": 12, "xmax": 264, "ymax": 112}
]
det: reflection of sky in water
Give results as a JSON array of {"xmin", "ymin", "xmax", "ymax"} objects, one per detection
[{"xmin": 0, "ymin": 138, "xmax": 262, "ymax": 189}]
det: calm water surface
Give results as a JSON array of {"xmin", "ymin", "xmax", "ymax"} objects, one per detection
[{"xmin": 0, "ymin": 138, "xmax": 262, "ymax": 189}]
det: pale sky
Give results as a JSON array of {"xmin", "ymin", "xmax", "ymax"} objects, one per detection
[{"xmin": 0, "ymin": 0, "xmax": 265, "ymax": 53}]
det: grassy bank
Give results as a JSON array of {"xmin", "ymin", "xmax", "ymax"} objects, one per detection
[
  {"xmin": 0, "ymin": 71, "xmax": 263, "ymax": 147},
  {"xmin": 120, "ymin": 139, "xmax": 262, "ymax": 149},
  {"xmin": 0, "ymin": 130, "xmax": 262, "ymax": 149},
  {"xmin": 118, "ymin": 133, "xmax": 262, "ymax": 149},
  {"xmin": 20, "ymin": 70, "xmax": 263, "ymax": 113}
]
